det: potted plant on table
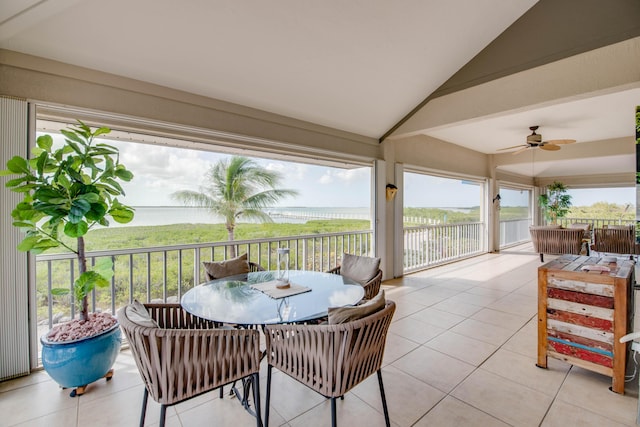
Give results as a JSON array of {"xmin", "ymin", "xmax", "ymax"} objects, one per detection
[
  {"xmin": 2, "ymin": 121, "xmax": 134, "ymax": 396},
  {"xmin": 538, "ymin": 181, "xmax": 572, "ymax": 225}
]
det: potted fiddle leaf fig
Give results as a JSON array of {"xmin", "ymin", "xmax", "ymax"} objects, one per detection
[
  {"xmin": 1, "ymin": 120, "xmax": 134, "ymax": 396},
  {"xmin": 538, "ymin": 181, "xmax": 572, "ymax": 225}
]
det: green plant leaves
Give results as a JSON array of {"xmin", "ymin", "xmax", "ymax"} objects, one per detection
[
  {"xmin": 69, "ymin": 198, "xmax": 91, "ymax": 223},
  {"xmin": 36, "ymin": 134, "xmax": 53, "ymax": 151},
  {"xmin": 64, "ymin": 220, "xmax": 88, "ymax": 237},
  {"xmin": 16, "ymin": 234, "xmax": 59, "ymax": 254},
  {"xmin": 5, "ymin": 156, "xmax": 30, "ymax": 174},
  {"xmin": 4, "ymin": 120, "xmax": 134, "ymax": 316}
]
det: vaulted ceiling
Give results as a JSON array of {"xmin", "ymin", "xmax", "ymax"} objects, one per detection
[{"xmin": 1, "ymin": 0, "xmax": 639, "ymax": 180}]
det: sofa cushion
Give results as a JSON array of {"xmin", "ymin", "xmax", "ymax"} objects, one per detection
[
  {"xmin": 340, "ymin": 253, "xmax": 380, "ymax": 285},
  {"xmin": 203, "ymin": 253, "xmax": 250, "ymax": 280},
  {"xmin": 125, "ymin": 300, "xmax": 158, "ymax": 328},
  {"xmin": 328, "ymin": 289, "xmax": 385, "ymax": 324}
]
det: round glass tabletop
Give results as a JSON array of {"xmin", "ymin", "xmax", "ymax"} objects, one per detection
[{"xmin": 181, "ymin": 270, "xmax": 365, "ymax": 325}]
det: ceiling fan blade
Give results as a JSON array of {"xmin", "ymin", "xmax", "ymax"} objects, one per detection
[
  {"xmin": 545, "ymin": 139, "xmax": 576, "ymax": 145},
  {"xmin": 540, "ymin": 143, "xmax": 561, "ymax": 151},
  {"xmin": 497, "ymin": 144, "xmax": 527, "ymax": 151},
  {"xmin": 512, "ymin": 146, "xmax": 530, "ymax": 155}
]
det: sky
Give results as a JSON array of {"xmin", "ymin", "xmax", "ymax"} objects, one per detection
[
  {"xmin": 48, "ymin": 134, "xmax": 372, "ymax": 207},
  {"xmin": 45, "ymin": 132, "xmax": 636, "ymax": 208}
]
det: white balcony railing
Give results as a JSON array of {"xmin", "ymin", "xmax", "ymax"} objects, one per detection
[
  {"xmin": 403, "ymin": 222, "xmax": 485, "ymax": 273},
  {"xmin": 500, "ymin": 218, "xmax": 532, "ymax": 248}
]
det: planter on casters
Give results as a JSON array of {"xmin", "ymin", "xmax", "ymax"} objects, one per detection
[{"xmin": 41, "ymin": 322, "xmax": 121, "ymax": 397}]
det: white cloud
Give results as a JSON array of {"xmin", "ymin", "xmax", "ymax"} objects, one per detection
[
  {"xmin": 318, "ymin": 167, "xmax": 369, "ymax": 185},
  {"xmin": 319, "ymin": 172, "xmax": 334, "ymax": 184}
]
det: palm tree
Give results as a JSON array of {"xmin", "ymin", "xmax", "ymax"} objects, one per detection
[{"xmin": 172, "ymin": 156, "xmax": 298, "ymax": 256}]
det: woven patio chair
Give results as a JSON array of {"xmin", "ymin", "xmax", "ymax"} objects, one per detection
[
  {"xmin": 326, "ymin": 266, "xmax": 382, "ymax": 300},
  {"xmin": 264, "ymin": 300, "xmax": 396, "ymax": 427},
  {"xmin": 591, "ymin": 225, "xmax": 636, "ymax": 259},
  {"xmin": 117, "ymin": 303, "xmax": 262, "ymax": 427}
]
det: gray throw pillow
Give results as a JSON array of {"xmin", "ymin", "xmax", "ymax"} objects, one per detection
[
  {"xmin": 125, "ymin": 299, "xmax": 159, "ymax": 328},
  {"xmin": 203, "ymin": 253, "xmax": 250, "ymax": 280},
  {"xmin": 340, "ymin": 253, "xmax": 380, "ymax": 285},
  {"xmin": 328, "ymin": 289, "xmax": 385, "ymax": 325}
]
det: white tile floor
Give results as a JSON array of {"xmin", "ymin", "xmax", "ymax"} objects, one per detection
[{"xmin": 2, "ymin": 244, "xmax": 639, "ymax": 426}]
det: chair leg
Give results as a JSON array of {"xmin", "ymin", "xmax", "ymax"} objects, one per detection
[
  {"xmin": 265, "ymin": 365, "xmax": 272, "ymax": 427},
  {"xmin": 377, "ymin": 370, "xmax": 390, "ymax": 427},
  {"xmin": 253, "ymin": 373, "xmax": 262, "ymax": 427},
  {"xmin": 331, "ymin": 397, "xmax": 337, "ymax": 427},
  {"xmin": 139, "ymin": 388, "xmax": 149, "ymax": 427},
  {"xmin": 159, "ymin": 404, "xmax": 167, "ymax": 427}
]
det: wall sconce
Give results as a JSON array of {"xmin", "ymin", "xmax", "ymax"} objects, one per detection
[
  {"xmin": 386, "ymin": 184, "xmax": 398, "ymax": 201},
  {"xmin": 493, "ymin": 193, "xmax": 501, "ymax": 210}
]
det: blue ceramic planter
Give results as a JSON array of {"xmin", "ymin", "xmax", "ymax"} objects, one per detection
[{"xmin": 41, "ymin": 322, "xmax": 121, "ymax": 395}]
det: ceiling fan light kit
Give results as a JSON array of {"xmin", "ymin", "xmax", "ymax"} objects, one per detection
[{"xmin": 498, "ymin": 125, "xmax": 576, "ymax": 155}]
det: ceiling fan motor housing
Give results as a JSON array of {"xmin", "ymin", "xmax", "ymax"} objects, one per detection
[{"xmin": 527, "ymin": 132, "xmax": 542, "ymax": 144}]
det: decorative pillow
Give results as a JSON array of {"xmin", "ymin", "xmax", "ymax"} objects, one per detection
[
  {"xmin": 125, "ymin": 300, "xmax": 158, "ymax": 328},
  {"xmin": 569, "ymin": 223, "xmax": 590, "ymax": 231},
  {"xmin": 203, "ymin": 253, "xmax": 250, "ymax": 280},
  {"xmin": 328, "ymin": 289, "xmax": 385, "ymax": 325},
  {"xmin": 340, "ymin": 253, "xmax": 381, "ymax": 285}
]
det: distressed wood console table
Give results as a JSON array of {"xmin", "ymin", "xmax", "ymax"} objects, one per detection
[{"xmin": 537, "ymin": 254, "xmax": 634, "ymax": 394}]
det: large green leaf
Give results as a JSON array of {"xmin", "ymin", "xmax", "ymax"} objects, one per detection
[
  {"xmin": 11, "ymin": 221, "xmax": 35, "ymax": 228},
  {"xmin": 114, "ymin": 166, "xmax": 134, "ymax": 181},
  {"xmin": 60, "ymin": 129, "xmax": 86, "ymax": 146},
  {"xmin": 33, "ymin": 201, "xmax": 68, "ymax": 217},
  {"xmin": 50, "ymin": 288, "xmax": 70, "ymax": 296},
  {"xmin": 31, "ymin": 237, "xmax": 60, "ymax": 253},
  {"xmin": 33, "ymin": 188, "xmax": 65, "ymax": 202},
  {"xmin": 69, "ymin": 198, "xmax": 91, "ymax": 223},
  {"xmin": 36, "ymin": 134, "xmax": 53, "ymax": 151},
  {"xmin": 35, "ymin": 151, "xmax": 48, "ymax": 176},
  {"xmin": 85, "ymin": 201, "xmax": 108, "ymax": 221},
  {"xmin": 74, "ymin": 270, "xmax": 110, "ymax": 299},
  {"xmin": 64, "ymin": 220, "xmax": 88, "ymax": 237},
  {"xmin": 5, "ymin": 177, "xmax": 29, "ymax": 188},
  {"xmin": 16, "ymin": 235, "xmax": 40, "ymax": 252},
  {"xmin": 93, "ymin": 127, "xmax": 111, "ymax": 137},
  {"xmin": 102, "ymin": 177, "xmax": 125, "ymax": 194},
  {"xmin": 78, "ymin": 192, "xmax": 100, "ymax": 203},
  {"xmin": 9, "ymin": 183, "xmax": 36, "ymax": 193},
  {"xmin": 110, "ymin": 207, "xmax": 134, "ymax": 224},
  {"xmin": 63, "ymin": 139, "xmax": 83, "ymax": 156},
  {"xmin": 93, "ymin": 258, "xmax": 114, "ymax": 282},
  {"xmin": 6, "ymin": 156, "xmax": 29, "ymax": 174}
]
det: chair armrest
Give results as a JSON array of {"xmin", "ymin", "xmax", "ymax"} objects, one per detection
[
  {"xmin": 363, "ymin": 269, "xmax": 383, "ymax": 299},
  {"xmin": 327, "ymin": 266, "xmax": 341, "ymax": 275}
]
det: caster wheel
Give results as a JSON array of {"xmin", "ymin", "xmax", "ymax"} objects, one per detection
[{"xmin": 70, "ymin": 385, "xmax": 87, "ymax": 397}]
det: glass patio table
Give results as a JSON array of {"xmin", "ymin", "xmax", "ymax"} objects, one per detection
[{"xmin": 180, "ymin": 270, "xmax": 365, "ymax": 325}]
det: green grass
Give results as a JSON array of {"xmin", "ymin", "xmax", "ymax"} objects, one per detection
[{"xmin": 53, "ymin": 219, "xmax": 372, "ymax": 252}]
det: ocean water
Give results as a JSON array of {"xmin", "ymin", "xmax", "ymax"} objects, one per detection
[{"xmin": 111, "ymin": 206, "xmax": 372, "ymax": 228}]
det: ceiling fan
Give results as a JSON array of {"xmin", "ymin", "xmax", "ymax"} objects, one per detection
[{"xmin": 498, "ymin": 126, "xmax": 576, "ymax": 155}]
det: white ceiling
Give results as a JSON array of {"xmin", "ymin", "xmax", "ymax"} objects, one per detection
[
  {"xmin": 0, "ymin": 0, "xmax": 537, "ymax": 139},
  {"xmin": 424, "ymin": 89, "xmax": 640, "ymax": 155},
  {"xmin": 1, "ymin": 0, "xmax": 638, "ymax": 180}
]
